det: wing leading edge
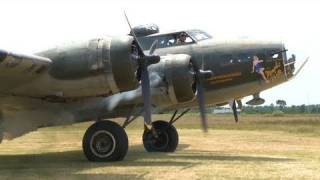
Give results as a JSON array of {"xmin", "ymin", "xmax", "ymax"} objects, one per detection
[{"xmin": 0, "ymin": 49, "xmax": 51, "ymax": 93}]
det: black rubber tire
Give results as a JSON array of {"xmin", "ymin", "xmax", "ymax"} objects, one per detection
[
  {"xmin": 143, "ymin": 120, "xmax": 179, "ymax": 152},
  {"xmin": 82, "ymin": 120, "xmax": 128, "ymax": 162}
]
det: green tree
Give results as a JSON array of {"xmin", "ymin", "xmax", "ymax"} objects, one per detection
[
  {"xmin": 299, "ymin": 104, "xmax": 306, "ymax": 113},
  {"xmin": 270, "ymin": 103, "xmax": 275, "ymax": 112},
  {"xmin": 276, "ymin": 100, "xmax": 287, "ymax": 110}
]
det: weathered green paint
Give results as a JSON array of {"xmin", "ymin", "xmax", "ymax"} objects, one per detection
[
  {"xmin": 0, "ymin": 29, "xmax": 298, "ymax": 140},
  {"xmin": 44, "ymin": 36, "xmax": 138, "ymax": 93},
  {"xmin": 162, "ymin": 54, "xmax": 195, "ymax": 104},
  {"xmin": 109, "ymin": 36, "xmax": 139, "ymax": 92},
  {"xmin": 140, "ymin": 31, "xmax": 288, "ymax": 95},
  {"xmin": 6, "ymin": 35, "xmax": 140, "ymax": 99}
]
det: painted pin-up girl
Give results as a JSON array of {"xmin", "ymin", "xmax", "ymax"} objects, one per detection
[{"xmin": 251, "ymin": 55, "xmax": 270, "ymax": 83}]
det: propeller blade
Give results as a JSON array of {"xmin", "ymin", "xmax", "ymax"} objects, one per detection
[
  {"xmin": 124, "ymin": 11, "xmax": 145, "ymax": 57},
  {"xmin": 229, "ymin": 100, "xmax": 238, "ymax": 123},
  {"xmin": 124, "ymin": 12, "xmax": 162, "ymax": 127},
  {"xmin": 124, "ymin": 12, "xmax": 160, "ymax": 67},
  {"xmin": 196, "ymin": 80, "xmax": 208, "ymax": 132},
  {"xmin": 191, "ymin": 60, "xmax": 213, "ymax": 132},
  {"xmin": 236, "ymin": 99, "xmax": 243, "ymax": 110},
  {"xmin": 149, "ymin": 40, "xmax": 158, "ymax": 55},
  {"xmin": 194, "ymin": 68, "xmax": 212, "ymax": 132},
  {"xmin": 140, "ymin": 63, "xmax": 152, "ymax": 125}
]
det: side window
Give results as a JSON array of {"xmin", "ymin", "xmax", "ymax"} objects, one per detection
[
  {"xmin": 167, "ymin": 39, "xmax": 175, "ymax": 45},
  {"xmin": 155, "ymin": 35, "xmax": 177, "ymax": 48},
  {"xmin": 166, "ymin": 35, "xmax": 177, "ymax": 47},
  {"xmin": 138, "ymin": 36, "xmax": 156, "ymax": 50},
  {"xmin": 185, "ymin": 37, "xmax": 193, "ymax": 43},
  {"xmin": 157, "ymin": 36, "xmax": 168, "ymax": 48},
  {"xmin": 139, "ymin": 32, "xmax": 195, "ymax": 50},
  {"xmin": 175, "ymin": 32, "xmax": 194, "ymax": 45}
]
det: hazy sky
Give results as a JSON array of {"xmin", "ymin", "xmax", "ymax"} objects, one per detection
[{"xmin": 0, "ymin": 0, "xmax": 319, "ymax": 105}]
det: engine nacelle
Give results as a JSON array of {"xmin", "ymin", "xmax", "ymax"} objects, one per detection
[
  {"xmin": 163, "ymin": 54, "xmax": 196, "ymax": 104},
  {"xmin": 45, "ymin": 36, "xmax": 139, "ymax": 94}
]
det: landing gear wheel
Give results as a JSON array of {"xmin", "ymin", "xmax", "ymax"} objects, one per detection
[
  {"xmin": 82, "ymin": 120, "xmax": 128, "ymax": 162},
  {"xmin": 143, "ymin": 120, "xmax": 178, "ymax": 152}
]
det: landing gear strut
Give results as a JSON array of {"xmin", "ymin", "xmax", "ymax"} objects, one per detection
[
  {"xmin": 82, "ymin": 120, "xmax": 128, "ymax": 162},
  {"xmin": 82, "ymin": 109, "xmax": 189, "ymax": 161}
]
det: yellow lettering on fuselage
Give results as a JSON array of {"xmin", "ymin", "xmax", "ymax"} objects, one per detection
[
  {"xmin": 207, "ymin": 72, "xmax": 242, "ymax": 81},
  {"xmin": 207, "ymin": 72, "xmax": 242, "ymax": 85}
]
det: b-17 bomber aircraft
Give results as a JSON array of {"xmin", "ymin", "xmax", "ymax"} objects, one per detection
[{"xmin": 0, "ymin": 15, "xmax": 308, "ymax": 162}]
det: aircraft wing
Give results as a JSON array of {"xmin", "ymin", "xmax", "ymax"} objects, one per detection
[{"xmin": 0, "ymin": 49, "xmax": 51, "ymax": 93}]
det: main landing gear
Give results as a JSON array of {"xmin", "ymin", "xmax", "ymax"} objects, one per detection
[
  {"xmin": 142, "ymin": 109, "xmax": 189, "ymax": 152},
  {"xmin": 82, "ymin": 120, "xmax": 128, "ymax": 162},
  {"xmin": 143, "ymin": 120, "xmax": 178, "ymax": 152},
  {"xmin": 82, "ymin": 109, "xmax": 189, "ymax": 162}
]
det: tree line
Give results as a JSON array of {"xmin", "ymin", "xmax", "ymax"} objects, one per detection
[{"xmin": 242, "ymin": 104, "xmax": 320, "ymax": 114}]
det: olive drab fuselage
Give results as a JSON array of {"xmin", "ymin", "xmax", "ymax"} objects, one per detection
[
  {"xmin": 0, "ymin": 28, "xmax": 299, "ymax": 141},
  {"xmin": 138, "ymin": 30, "xmax": 295, "ymax": 107}
]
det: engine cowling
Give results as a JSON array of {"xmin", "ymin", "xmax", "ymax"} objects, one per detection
[
  {"xmin": 45, "ymin": 36, "xmax": 139, "ymax": 94},
  {"xmin": 163, "ymin": 54, "xmax": 196, "ymax": 104}
]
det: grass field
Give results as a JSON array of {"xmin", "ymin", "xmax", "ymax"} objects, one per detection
[{"xmin": 0, "ymin": 114, "xmax": 320, "ymax": 180}]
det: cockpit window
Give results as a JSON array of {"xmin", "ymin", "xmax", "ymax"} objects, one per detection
[
  {"xmin": 187, "ymin": 30, "xmax": 212, "ymax": 41},
  {"xmin": 138, "ymin": 31, "xmax": 195, "ymax": 50},
  {"xmin": 175, "ymin": 32, "xmax": 193, "ymax": 45}
]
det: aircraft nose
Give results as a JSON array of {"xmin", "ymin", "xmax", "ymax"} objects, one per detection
[{"xmin": 0, "ymin": 49, "xmax": 8, "ymax": 63}]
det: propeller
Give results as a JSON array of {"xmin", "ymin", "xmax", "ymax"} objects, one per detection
[
  {"xmin": 229, "ymin": 100, "xmax": 238, "ymax": 123},
  {"xmin": 229, "ymin": 99, "xmax": 242, "ymax": 123},
  {"xmin": 125, "ymin": 12, "xmax": 213, "ymax": 132},
  {"xmin": 124, "ymin": 12, "xmax": 160, "ymax": 126},
  {"xmin": 236, "ymin": 99, "xmax": 243, "ymax": 110},
  {"xmin": 193, "ymin": 62, "xmax": 213, "ymax": 132},
  {"xmin": 149, "ymin": 40, "xmax": 158, "ymax": 55}
]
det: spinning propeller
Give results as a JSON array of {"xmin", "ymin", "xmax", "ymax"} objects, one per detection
[
  {"xmin": 229, "ymin": 99, "xmax": 242, "ymax": 123},
  {"xmin": 193, "ymin": 64, "xmax": 213, "ymax": 132},
  {"xmin": 125, "ymin": 13, "xmax": 213, "ymax": 132},
  {"xmin": 124, "ymin": 12, "xmax": 160, "ymax": 126}
]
